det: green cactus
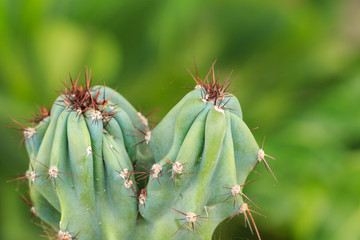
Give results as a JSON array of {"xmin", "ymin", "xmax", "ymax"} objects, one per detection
[
  {"xmin": 9, "ymin": 64, "xmax": 276, "ymax": 240},
  {"xmin": 135, "ymin": 64, "xmax": 275, "ymax": 240},
  {"xmin": 10, "ymin": 74, "xmax": 141, "ymax": 239}
]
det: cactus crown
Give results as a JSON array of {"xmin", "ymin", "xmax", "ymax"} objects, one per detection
[
  {"xmin": 27, "ymin": 106, "xmax": 51, "ymax": 124},
  {"xmin": 189, "ymin": 61, "xmax": 233, "ymax": 109},
  {"xmin": 201, "ymin": 69, "xmax": 232, "ymax": 105},
  {"xmin": 57, "ymin": 70, "xmax": 115, "ymax": 114}
]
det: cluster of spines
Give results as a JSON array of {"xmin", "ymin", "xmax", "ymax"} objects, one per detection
[
  {"xmin": 187, "ymin": 60, "xmax": 234, "ymax": 113},
  {"xmin": 55, "ymin": 70, "xmax": 118, "ymax": 127}
]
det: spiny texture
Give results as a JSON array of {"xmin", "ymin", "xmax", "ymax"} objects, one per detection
[{"xmin": 10, "ymin": 65, "xmax": 275, "ymax": 240}]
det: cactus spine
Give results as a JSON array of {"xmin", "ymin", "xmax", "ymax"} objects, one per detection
[{"xmin": 9, "ymin": 64, "xmax": 276, "ymax": 240}]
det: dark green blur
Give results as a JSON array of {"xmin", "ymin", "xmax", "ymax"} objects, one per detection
[{"xmin": 1, "ymin": 0, "xmax": 359, "ymax": 239}]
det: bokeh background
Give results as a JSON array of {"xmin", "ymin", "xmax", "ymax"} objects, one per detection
[{"xmin": 1, "ymin": 0, "xmax": 360, "ymax": 239}]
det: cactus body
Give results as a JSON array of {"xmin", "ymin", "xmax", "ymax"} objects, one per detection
[
  {"xmin": 23, "ymin": 79, "xmax": 142, "ymax": 239},
  {"xmin": 136, "ymin": 87, "xmax": 259, "ymax": 239},
  {"xmin": 10, "ymin": 66, "xmax": 275, "ymax": 240}
]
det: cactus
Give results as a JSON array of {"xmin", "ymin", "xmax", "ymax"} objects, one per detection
[{"xmin": 9, "ymin": 64, "xmax": 276, "ymax": 240}]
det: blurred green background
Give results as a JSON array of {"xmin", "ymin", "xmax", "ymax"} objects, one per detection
[{"xmin": 1, "ymin": 0, "xmax": 360, "ymax": 239}]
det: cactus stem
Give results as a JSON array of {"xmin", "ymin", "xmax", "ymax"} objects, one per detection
[{"xmin": 255, "ymin": 136, "xmax": 277, "ymax": 183}]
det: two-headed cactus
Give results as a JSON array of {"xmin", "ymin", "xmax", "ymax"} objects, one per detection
[{"xmin": 9, "ymin": 64, "xmax": 276, "ymax": 240}]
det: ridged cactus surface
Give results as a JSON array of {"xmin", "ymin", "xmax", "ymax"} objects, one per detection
[{"xmin": 8, "ymin": 65, "xmax": 276, "ymax": 240}]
